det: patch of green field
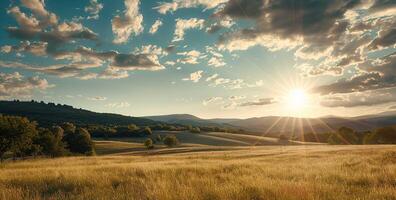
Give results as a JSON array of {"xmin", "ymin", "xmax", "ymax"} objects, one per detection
[{"xmin": 0, "ymin": 145, "xmax": 395, "ymax": 200}]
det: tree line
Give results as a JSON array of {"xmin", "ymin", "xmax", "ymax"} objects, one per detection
[
  {"xmin": 289, "ymin": 126, "xmax": 396, "ymax": 144},
  {"xmin": 0, "ymin": 115, "xmax": 94, "ymax": 161}
]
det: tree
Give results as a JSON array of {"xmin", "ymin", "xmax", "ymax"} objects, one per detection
[
  {"xmin": 128, "ymin": 124, "xmax": 139, "ymax": 132},
  {"xmin": 278, "ymin": 134, "xmax": 288, "ymax": 144},
  {"xmin": 190, "ymin": 127, "xmax": 201, "ymax": 133},
  {"xmin": 61, "ymin": 122, "xmax": 76, "ymax": 134},
  {"xmin": 34, "ymin": 127, "xmax": 66, "ymax": 157},
  {"xmin": 144, "ymin": 138, "xmax": 154, "ymax": 149},
  {"xmin": 64, "ymin": 128, "xmax": 95, "ymax": 155},
  {"xmin": 141, "ymin": 127, "xmax": 153, "ymax": 135},
  {"xmin": 328, "ymin": 127, "xmax": 359, "ymax": 145},
  {"xmin": 0, "ymin": 115, "xmax": 38, "ymax": 160},
  {"xmin": 163, "ymin": 135, "xmax": 179, "ymax": 147},
  {"xmin": 365, "ymin": 127, "xmax": 396, "ymax": 144},
  {"xmin": 155, "ymin": 134, "xmax": 162, "ymax": 142}
]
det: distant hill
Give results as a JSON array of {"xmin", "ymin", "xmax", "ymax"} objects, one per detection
[
  {"xmin": 0, "ymin": 100, "xmax": 157, "ymax": 127},
  {"xmin": 147, "ymin": 113, "xmax": 396, "ymax": 136},
  {"xmin": 145, "ymin": 114, "xmax": 228, "ymax": 127}
]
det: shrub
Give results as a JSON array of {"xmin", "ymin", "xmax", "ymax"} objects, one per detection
[
  {"xmin": 190, "ymin": 127, "xmax": 201, "ymax": 133},
  {"xmin": 64, "ymin": 128, "xmax": 95, "ymax": 155},
  {"xmin": 163, "ymin": 135, "xmax": 179, "ymax": 147},
  {"xmin": 144, "ymin": 139, "xmax": 154, "ymax": 149},
  {"xmin": 141, "ymin": 127, "xmax": 153, "ymax": 135}
]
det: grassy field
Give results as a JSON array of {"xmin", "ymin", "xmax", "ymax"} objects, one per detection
[{"xmin": 0, "ymin": 145, "xmax": 395, "ymax": 200}]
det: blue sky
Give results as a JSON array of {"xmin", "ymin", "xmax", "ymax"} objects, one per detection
[{"xmin": 0, "ymin": 0, "xmax": 395, "ymax": 119}]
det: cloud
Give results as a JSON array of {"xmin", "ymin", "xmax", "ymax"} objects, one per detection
[
  {"xmin": 87, "ymin": 96, "xmax": 107, "ymax": 101},
  {"xmin": 206, "ymin": 46, "xmax": 226, "ymax": 67},
  {"xmin": 238, "ymin": 98, "xmax": 276, "ymax": 107},
  {"xmin": 214, "ymin": 0, "xmax": 396, "ymax": 79},
  {"xmin": 229, "ymin": 95, "xmax": 245, "ymax": 100},
  {"xmin": 111, "ymin": 0, "xmax": 143, "ymax": 44},
  {"xmin": 206, "ymin": 74, "xmax": 263, "ymax": 90},
  {"xmin": 20, "ymin": 0, "xmax": 58, "ymax": 27},
  {"xmin": 105, "ymin": 102, "xmax": 130, "ymax": 108},
  {"xmin": 1, "ymin": 41, "xmax": 47, "ymax": 56},
  {"xmin": 206, "ymin": 73, "xmax": 218, "ymax": 82},
  {"xmin": 85, "ymin": 0, "xmax": 103, "ymax": 20},
  {"xmin": 173, "ymin": 18, "xmax": 204, "ymax": 42},
  {"xmin": 320, "ymin": 90, "xmax": 396, "ymax": 107},
  {"xmin": 149, "ymin": 19, "xmax": 163, "ymax": 34},
  {"xmin": 98, "ymin": 67, "xmax": 129, "ymax": 79},
  {"xmin": 0, "ymin": 72, "xmax": 52, "ymax": 99},
  {"xmin": 177, "ymin": 50, "xmax": 201, "ymax": 64},
  {"xmin": 203, "ymin": 96, "xmax": 223, "ymax": 106},
  {"xmin": 154, "ymin": 0, "xmax": 227, "ymax": 14},
  {"xmin": 134, "ymin": 44, "xmax": 168, "ymax": 57},
  {"xmin": 183, "ymin": 70, "xmax": 203, "ymax": 83},
  {"xmin": 314, "ymin": 52, "xmax": 396, "ymax": 94}
]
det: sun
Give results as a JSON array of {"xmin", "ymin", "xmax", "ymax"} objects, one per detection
[{"xmin": 287, "ymin": 88, "xmax": 307, "ymax": 107}]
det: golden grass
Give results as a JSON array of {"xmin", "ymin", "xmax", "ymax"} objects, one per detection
[{"xmin": 0, "ymin": 145, "xmax": 395, "ymax": 200}]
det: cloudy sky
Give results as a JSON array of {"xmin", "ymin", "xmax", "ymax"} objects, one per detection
[{"xmin": 0, "ymin": 0, "xmax": 395, "ymax": 118}]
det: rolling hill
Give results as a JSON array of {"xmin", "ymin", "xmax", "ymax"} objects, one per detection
[{"xmin": 0, "ymin": 100, "xmax": 157, "ymax": 127}]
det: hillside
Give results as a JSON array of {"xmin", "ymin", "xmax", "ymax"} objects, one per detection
[
  {"xmin": 148, "ymin": 113, "xmax": 396, "ymax": 135},
  {"xmin": 0, "ymin": 100, "xmax": 157, "ymax": 127}
]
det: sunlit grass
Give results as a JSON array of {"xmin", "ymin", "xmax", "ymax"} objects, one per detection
[{"xmin": 0, "ymin": 145, "xmax": 395, "ymax": 200}]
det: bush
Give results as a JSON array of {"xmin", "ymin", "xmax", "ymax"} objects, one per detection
[
  {"xmin": 163, "ymin": 135, "xmax": 179, "ymax": 147},
  {"xmin": 141, "ymin": 127, "xmax": 153, "ymax": 135},
  {"xmin": 190, "ymin": 127, "xmax": 201, "ymax": 133},
  {"xmin": 144, "ymin": 139, "xmax": 154, "ymax": 149},
  {"xmin": 64, "ymin": 128, "xmax": 95, "ymax": 155}
]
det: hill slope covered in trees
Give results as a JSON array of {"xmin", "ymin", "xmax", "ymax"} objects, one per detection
[{"xmin": 0, "ymin": 100, "xmax": 157, "ymax": 127}]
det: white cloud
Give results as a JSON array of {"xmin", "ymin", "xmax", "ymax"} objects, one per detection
[
  {"xmin": 182, "ymin": 70, "xmax": 203, "ymax": 83},
  {"xmin": 87, "ymin": 96, "xmax": 107, "ymax": 101},
  {"xmin": 85, "ymin": 0, "xmax": 103, "ymax": 20},
  {"xmin": 149, "ymin": 19, "xmax": 163, "ymax": 34},
  {"xmin": 111, "ymin": 0, "xmax": 143, "ymax": 44},
  {"xmin": 173, "ymin": 18, "xmax": 204, "ymax": 42},
  {"xmin": 177, "ymin": 50, "xmax": 201, "ymax": 64},
  {"xmin": 0, "ymin": 72, "xmax": 52, "ymax": 99},
  {"xmin": 154, "ymin": 0, "xmax": 227, "ymax": 14},
  {"xmin": 206, "ymin": 73, "xmax": 218, "ymax": 82},
  {"xmin": 105, "ymin": 101, "xmax": 131, "ymax": 108},
  {"xmin": 203, "ymin": 96, "xmax": 223, "ymax": 106}
]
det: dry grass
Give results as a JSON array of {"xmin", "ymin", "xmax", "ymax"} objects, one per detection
[{"xmin": 0, "ymin": 145, "xmax": 395, "ymax": 200}]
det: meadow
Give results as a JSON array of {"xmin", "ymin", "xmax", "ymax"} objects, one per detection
[{"xmin": 0, "ymin": 144, "xmax": 395, "ymax": 200}]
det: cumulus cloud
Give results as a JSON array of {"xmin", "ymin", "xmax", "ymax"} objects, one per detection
[
  {"xmin": 149, "ymin": 19, "xmax": 163, "ymax": 34},
  {"xmin": 1, "ymin": 41, "xmax": 47, "ymax": 56},
  {"xmin": 238, "ymin": 98, "xmax": 276, "ymax": 107},
  {"xmin": 183, "ymin": 70, "xmax": 203, "ymax": 83},
  {"xmin": 98, "ymin": 67, "xmax": 129, "ymax": 79},
  {"xmin": 154, "ymin": 0, "xmax": 227, "ymax": 14},
  {"xmin": 215, "ymin": 0, "xmax": 395, "ymax": 80},
  {"xmin": 177, "ymin": 50, "xmax": 202, "ymax": 64},
  {"xmin": 85, "ymin": 0, "xmax": 103, "ymax": 20},
  {"xmin": 134, "ymin": 44, "xmax": 168, "ymax": 57},
  {"xmin": 0, "ymin": 72, "xmax": 52, "ymax": 99},
  {"xmin": 111, "ymin": 0, "xmax": 143, "ymax": 44},
  {"xmin": 203, "ymin": 96, "xmax": 223, "ymax": 106},
  {"xmin": 206, "ymin": 46, "xmax": 226, "ymax": 67},
  {"xmin": 314, "ymin": 52, "xmax": 396, "ymax": 94},
  {"xmin": 320, "ymin": 90, "xmax": 396, "ymax": 107},
  {"xmin": 173, "ymin": 18, "xmax": 205, "ymax": 42}
]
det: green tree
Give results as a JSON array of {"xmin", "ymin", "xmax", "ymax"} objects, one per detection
[
  {"xmin": 0, "ymin": 115, "xmax": 38, "ymax": 160},
  {"xmin": 64, "ymin": 128, "xmax": 95, "ymax": 155},
  {"xmin": 328, "ymin": 127, "xmax": 359, "ymax": 145},
  {"xmin": 144, "ymin": 138, "xmax": 154, "ymax": 149},
  {"xmin": 163, "ymin": 135, "xmax": 179, "ymax": 147},
  {"xmin": 141, "ymin": 127, "xmax": 152, "ymax": 135},
  {"xmin": 365, "ymin": 127, "xmax": 396, "ymax": 144},
  {"xmin": 34, "ymin": 127, "xmax": 66, "ymax": 157}
]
